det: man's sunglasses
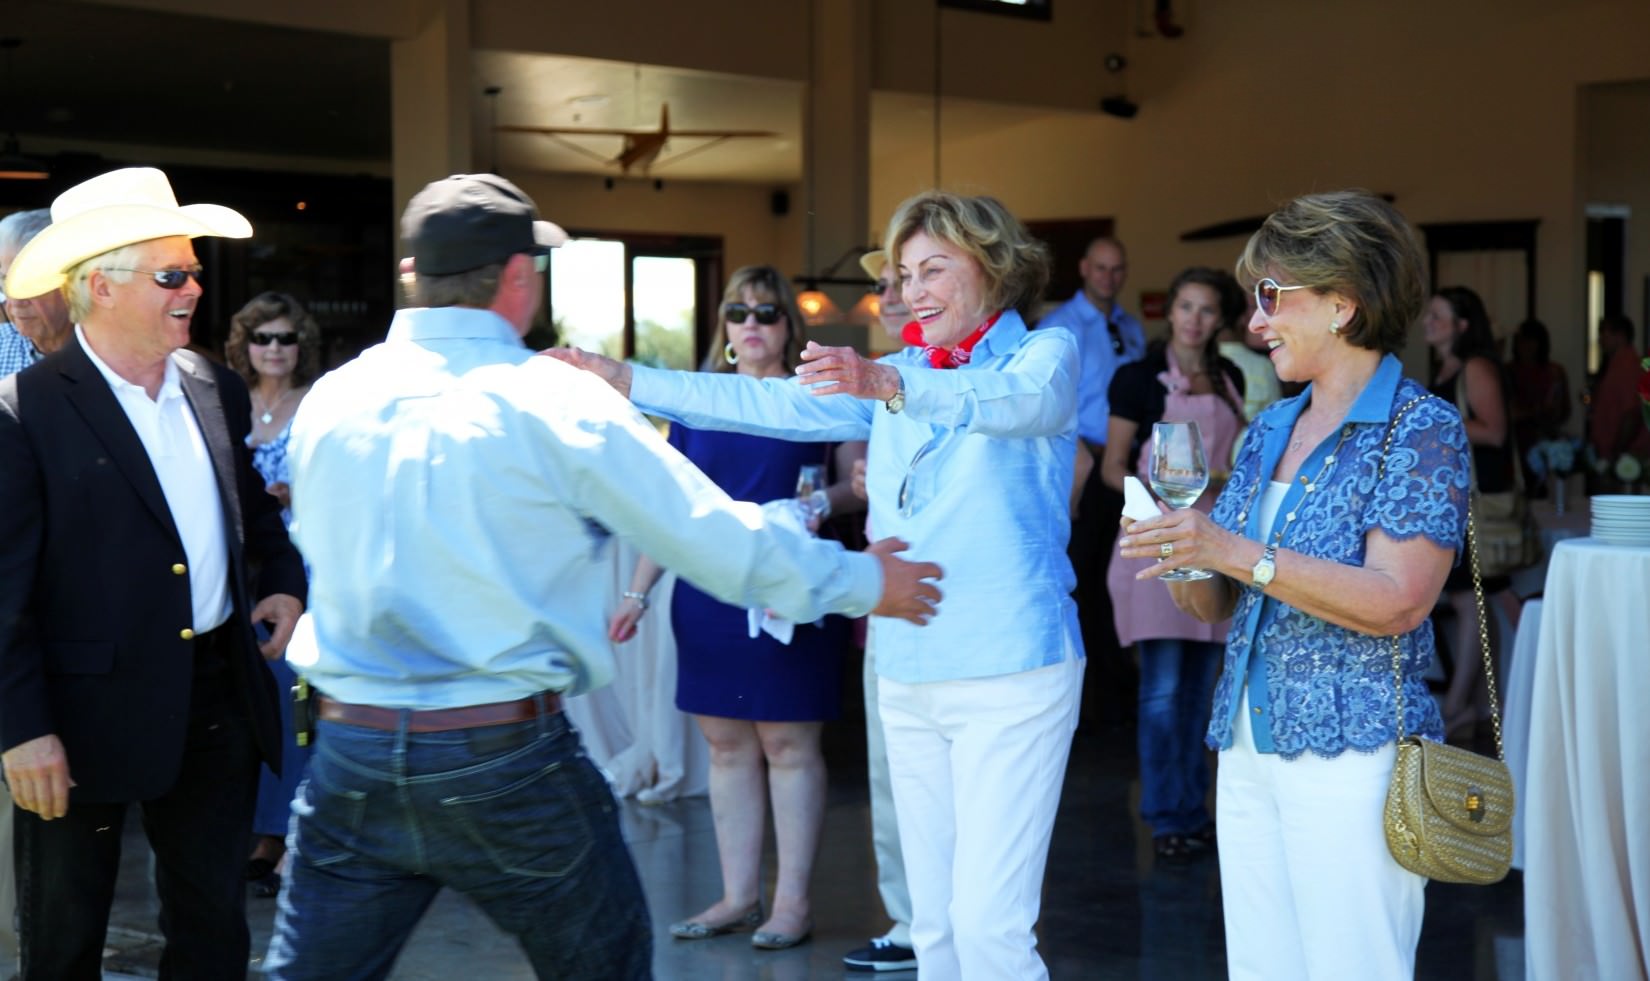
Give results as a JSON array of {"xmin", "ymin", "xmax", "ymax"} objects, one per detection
[
  {"xmin": 1106, "ymin": 321, "xmax": 1124, "ymax": 355},
  {"xmin": 870, "ymin": 279, "xmax": 898, "ymax": 296},
  {"xmin": 107, "ymin": 266, "xmax": 206, "ymax": 290},
  {"xmin": 1254, "ymin": 277, "xmax": 1310, "ymax": 318},
  {"xmin": 724, "ymin": 303, "xmax": 784, "ymax": 325},
  {"xmin": 249, "ymin": 331, "xmax": 301, "ymax": 348}
]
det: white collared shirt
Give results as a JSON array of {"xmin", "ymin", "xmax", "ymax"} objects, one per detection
[{"xmin": 76, "ymin": 327, "xmax": 231, "ymax": 632}]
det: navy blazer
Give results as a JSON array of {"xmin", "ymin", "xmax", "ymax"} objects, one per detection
[{"xmin": 0, "ymin": 340, "xmax": 306, "ymax": 802}]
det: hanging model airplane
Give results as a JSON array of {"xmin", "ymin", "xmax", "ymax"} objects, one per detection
[{"xmin": 495, "ymin": 104, "xmax": 778, "ymax": 175}]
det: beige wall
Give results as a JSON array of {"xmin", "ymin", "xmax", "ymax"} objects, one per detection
[
  {"xmin": 507, "ymin": 173, "xmax": 802, "ymax": 277},
  {"xmin": 869, "ymin": 0, "xmax": 1650, "ymax": 389}
]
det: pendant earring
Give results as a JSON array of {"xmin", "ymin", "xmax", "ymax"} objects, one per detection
[
  {"xmin": 1328, "ymin": 320, "xmax": 1341, "ymax": 335},
  {"xmin": 723, "ymin": 342, "xmax": 739, "ymax": 365}
]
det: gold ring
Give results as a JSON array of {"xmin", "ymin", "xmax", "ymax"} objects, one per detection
[{"xmin": 1160, "ymin": 541, "xmax": 1174, "ymax": 559}]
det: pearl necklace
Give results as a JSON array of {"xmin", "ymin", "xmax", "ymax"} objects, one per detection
[{"xmin": 252, "ymin": 388, "xmax": 295, "ymax": 426}]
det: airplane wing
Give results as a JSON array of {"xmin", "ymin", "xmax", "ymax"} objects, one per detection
[{"xmin": 495, "ymin": 124, "xmax": 644, "ymax": 136}]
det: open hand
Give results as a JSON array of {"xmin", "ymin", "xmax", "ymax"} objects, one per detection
[
  {"xmin": 867, "ymin": 537, "xmax": 943, "ymax": 625},
  {"xmin": 250, "ymin": 592, "xmax": 304, "ymax": 659},
  {"xmin": 542, "ymin": 348, "xmax": 633, "ymax": 398},
  {"xmin": 795, "ymin": 342, "xmax": 901, "ymax": 401}
]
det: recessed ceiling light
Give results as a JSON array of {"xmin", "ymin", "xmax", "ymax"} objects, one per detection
[{"xmin": 568, "ymin": 94, "xmax": 609, "ymax": 107}]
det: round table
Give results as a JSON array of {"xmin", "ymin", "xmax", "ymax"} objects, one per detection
[{"xmin": 1522, "ymin": 537, "xmax": 1650, "ymax": 981}]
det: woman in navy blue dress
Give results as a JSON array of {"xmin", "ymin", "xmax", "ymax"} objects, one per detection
[{"xmin": 609, "ymin": 266, "xmax": 864, "ymax": 949}]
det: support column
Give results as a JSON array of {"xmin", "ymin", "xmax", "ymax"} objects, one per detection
[
  {"xmin": 806, "ymin": 0, "xmax": 873, "ymax": 344},
  {"xmin": 390, "ymin": 0, "xmax": 473, "ymax": 240}
]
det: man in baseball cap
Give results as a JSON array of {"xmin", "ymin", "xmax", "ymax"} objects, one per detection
[
  {"xmin": 0, "ymin": 167, "xmax": 305, "ymax": 978},
  {"xmin": 264, "ymin": 174, "xmax": 941, "ymax": 979}
]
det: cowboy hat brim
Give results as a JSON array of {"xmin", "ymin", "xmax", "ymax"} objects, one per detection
[
  {"xmin": 858, "ymin": 249, "xmax": 888, "ymax": 280},
  {"xmin": 4, "ymin": 203, "xmax": 251, "ymax": 301}
]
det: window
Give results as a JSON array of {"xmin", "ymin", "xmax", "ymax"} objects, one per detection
[{"xmin": 547, "ymin": 233, "xmax": 723, "ymax": 370}]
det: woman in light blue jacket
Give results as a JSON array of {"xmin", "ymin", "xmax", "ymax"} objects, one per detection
[{"xmin": 554, "ymin": 191, "xmax": 1083, "ymax": 981}]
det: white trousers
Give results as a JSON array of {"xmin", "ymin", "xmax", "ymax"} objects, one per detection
[
  {"xmin": 863, "ymin": 630, "xmax": 913, "ymax": 946},
  {"xmin": 1217, "ymin": 691, "xmax": 1425, "ymax": 981},
  {"xmin": 879, "ymin": 656, "xmax": 1083, "ymax": 981}
]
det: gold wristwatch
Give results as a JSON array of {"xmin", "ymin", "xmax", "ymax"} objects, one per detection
[
  {"xmin": 1250, "ymin": 542, "xmax": 1277, "ymax": 589},
  {"xmin": 884, "ymin": 373, "xmax": 906, "ymax": 414}
]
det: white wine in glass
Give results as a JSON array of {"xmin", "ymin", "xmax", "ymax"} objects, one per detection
[
  {"xmin": 1149, "ymin": 421, "xmax": 1213, "ymax": 581},
  {"xmin": 796, "ymin": 464, "xmax": 828, "ymax": 528}
]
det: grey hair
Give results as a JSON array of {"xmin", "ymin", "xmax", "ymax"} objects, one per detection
[
  {"xmin": 413, "ymin": 262, "xmax": 504, "ymax": 309},
  {"xmin": 64, "ymin": 245, "xmax": 141, "ymax": 322},
  {"xmin": 0, "ymin": 209, "xmax": 52, "ymax": 258}
]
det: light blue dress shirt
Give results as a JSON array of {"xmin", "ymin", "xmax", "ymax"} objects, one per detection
[
  {"xmin": 631, "ymin": 309, "xmax": 1084, "ymax": 685},
  {"xmin": 1039, "ymin": 291, "xmax": 1146, "ymax": 445},
  {"xmin": 284, "ymin": 306, "xmax": 882, "ymax": 708},
  {"xmin": 1206, "ymin": 355, "xmax": 1466, "ymax": 759}
]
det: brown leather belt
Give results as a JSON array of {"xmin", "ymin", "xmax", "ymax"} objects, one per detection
[{"xmin": 317, "ymin": 692, "xmax": 561, "ymax": 733}]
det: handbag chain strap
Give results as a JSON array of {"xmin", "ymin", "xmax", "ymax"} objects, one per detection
[{"xmin": 1379, "ymin": 395, "xmax": 1506, "ymax": 760}]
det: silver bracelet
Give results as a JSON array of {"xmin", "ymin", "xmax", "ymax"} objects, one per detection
[{"xmin": 622, "ymin": 590, "xmax": 650, "ymax": 610}]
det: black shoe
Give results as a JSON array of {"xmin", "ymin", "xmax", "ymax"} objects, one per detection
[{"xmin": 843, "ymin": 936, "xmax": 917, "ymax": 972}]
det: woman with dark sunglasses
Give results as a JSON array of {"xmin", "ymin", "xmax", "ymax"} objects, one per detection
[
  {"xmin": 609, "ymin": 265, "xmax": 865, "ymax": 950},
  {"xmin": 556, "ymin": 191, "xmax": 1081, "ymax": 980},
  {"xmin": 224, "ymin": 290, "xmax": 322, "ymax": 898},
  {"xmin": 1100, "ymin": 266, "xmax": 1246, "ymax": 864},
  {"xmin": 1117, "ymin": 191, "xmax": 1470, "ymax": 979}
]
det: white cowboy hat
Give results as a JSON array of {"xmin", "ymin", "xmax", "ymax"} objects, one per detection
[
  {"xmin": 3, "ymin": 167, "xmax": 251, "ymax": 300},
  {"xmin": 858, "ymin": 248, "xmax": 888, "ymax": 280}
]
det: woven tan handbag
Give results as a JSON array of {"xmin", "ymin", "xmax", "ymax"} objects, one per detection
[{"xmin": 1378, "ymin": 397, "xmax": 1514, "ymax": 885}]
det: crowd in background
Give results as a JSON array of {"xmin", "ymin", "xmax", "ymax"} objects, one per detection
[{"xmin": 1, "ymin": 169, "xmax": 1648, "ymax": 981}]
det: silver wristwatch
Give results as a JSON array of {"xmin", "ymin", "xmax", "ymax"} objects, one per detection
[
  {"xmin": 884, "ymin": 373, "xmax": 906, "ymax": 414},
  {"xmin": 1250, "ymin": 543, "xmax": 1277, "ymax": 590}
]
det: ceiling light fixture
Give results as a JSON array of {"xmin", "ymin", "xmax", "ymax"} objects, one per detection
[{"xmin": 0, "ymin": 39, "xmax": 49, "ymax": 181}]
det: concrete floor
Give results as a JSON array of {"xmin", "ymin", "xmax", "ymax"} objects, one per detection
[{"xmin": 95, "ymin": 708, "xmax": 1524, "ymax": 980}]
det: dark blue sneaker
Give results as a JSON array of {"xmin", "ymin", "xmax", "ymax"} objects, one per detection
[{"xmin": 843, "ymin": 936, "xmax": 918, "ymax": 972}]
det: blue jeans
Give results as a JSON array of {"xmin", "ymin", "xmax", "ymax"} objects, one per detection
[
  {"xmin": 1136, "ymin": 638, "xmax": 1222, "ymax": 836},
  {"xmin": 263, "ymin": 710, "xmax": 651, "ymax": 980}
]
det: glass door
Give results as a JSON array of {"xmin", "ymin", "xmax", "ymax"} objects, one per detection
[{"xmin": 548, "ymin": 233, "xmax": 722, "ymax": 367}]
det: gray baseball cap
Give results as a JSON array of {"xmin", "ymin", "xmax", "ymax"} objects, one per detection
[{"xmin": 402, "ymin": 173, "xmax": 567, "ymax": 276}]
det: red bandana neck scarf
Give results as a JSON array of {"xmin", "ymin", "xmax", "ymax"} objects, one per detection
[{"xmin": 901, "ymin": 311, "xmax": 1004, "ymax": 369}]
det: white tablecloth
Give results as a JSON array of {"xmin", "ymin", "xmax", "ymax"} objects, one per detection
[
  {"xmin": 1523, "ymin": 538, "xmax": 1650, "ymax": 981},
  {"xmin": 562, "ymin": 544, "xmax": 709, "ymax": 803},
  {"xmin": 1504, "ymin": 598, "xmax": 1542, "ymax": 871}
]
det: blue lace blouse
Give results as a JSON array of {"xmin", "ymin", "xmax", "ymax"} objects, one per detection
[{"xmin": 1205, "ymin": 354, "xmax": 1469, "ymax": 760}]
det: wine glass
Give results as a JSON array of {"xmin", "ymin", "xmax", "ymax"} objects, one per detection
[
  {"xmin": 796, "ymin": 464, "xmax": 828, "ymax": 529},
  {"xmin": 1149, "ymin": 421, "xmax": 1213, "ymax": 581}
]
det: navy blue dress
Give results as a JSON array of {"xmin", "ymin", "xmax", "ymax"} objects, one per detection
[{"xmin": 667, "ymin": 424, "xmax": 847, "ymax": 721}]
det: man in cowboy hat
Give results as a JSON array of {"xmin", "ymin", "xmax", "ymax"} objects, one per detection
[
  {"xmin": 0, "ymin": 210, "xmax": 75, "ymax": 375},
  {"xmin": 0, "ymin": 167, "xmax": 305, "ymax": 979},
  {"xmin": 260, "ymin": 173, "xmax": 940, "ymax": 979}
]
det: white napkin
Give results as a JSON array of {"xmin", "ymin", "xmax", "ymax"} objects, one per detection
[
  {"xmin": 747, "ymin": 608, "xmax": 796, "ymax": 644},
  {"xmin": 1123, "ymin": 476, "xmax": 1161, "ymax": 522}
]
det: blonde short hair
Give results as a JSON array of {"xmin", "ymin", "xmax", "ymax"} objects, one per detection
[
  {"xmin": 882, "ymin": 191, "xmax": 1050, "ymax": 318},
  {"xmin": 1235, "ymin": 190, "xmax": 1425, "ymax": 355}
]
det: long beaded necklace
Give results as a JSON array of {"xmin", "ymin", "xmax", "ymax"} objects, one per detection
[{"xmin": 1235, "ymin": 423, "xmax": 1356, "ymax": 548}]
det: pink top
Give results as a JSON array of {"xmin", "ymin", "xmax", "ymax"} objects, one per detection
[{"xmin": 1107, "ymin": 359, "xmax": 1243, "ymax": 646}]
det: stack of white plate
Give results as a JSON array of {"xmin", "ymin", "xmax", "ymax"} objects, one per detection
[{"xmin": 1590, "ymin": 495, "xmax": 1650, "ymax": 546}]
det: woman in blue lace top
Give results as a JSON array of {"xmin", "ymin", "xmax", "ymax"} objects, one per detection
[
  {"xmin": 225, "ymin": 291, "xmax": 322, "ymax": 897},
  {"xmin": 1118, "ymin": 191, "xmax": 1470, "ymax": 979}
]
